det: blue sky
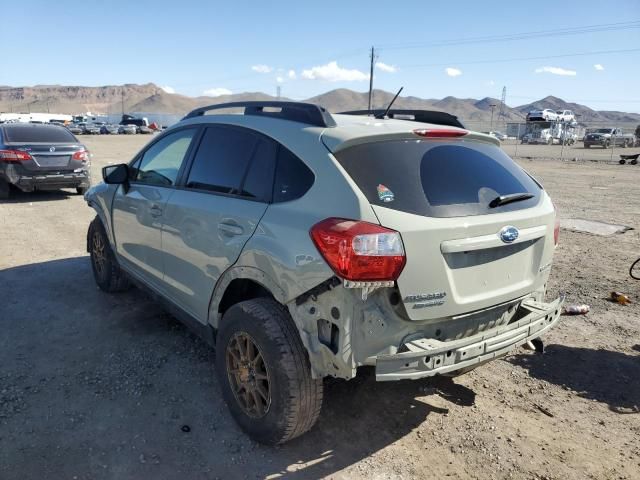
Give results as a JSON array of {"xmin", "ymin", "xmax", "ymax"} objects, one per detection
[{"xmin": 3, "ymin": 0, "xmax": 639, "ymax": 111}]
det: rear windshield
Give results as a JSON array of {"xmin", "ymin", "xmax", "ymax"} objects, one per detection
[
  {"xmin": 335, "ymin": 140, "xmax": 541, "ymax": 218},
  {"xmin": 2, "ymin": 125, "xmax": 77, "ymax": 143}
]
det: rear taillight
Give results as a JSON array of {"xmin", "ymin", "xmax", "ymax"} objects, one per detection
[
  {"xmin": 0, "ymin": 149, "xmax": 32, "ymax": 162},
  {"xmin": 310, "ymin": 218, "xmax": 406, "ymax": 281},
  {"xmin": 413, "ymin": 128, "xmax": 468, "ymax": 138},
  {"xmin": 72, "ymin": 150, "xmax": 89, "ymax": 161}
]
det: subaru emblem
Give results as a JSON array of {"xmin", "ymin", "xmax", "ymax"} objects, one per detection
[
  {"xmin": 49, "ymin": 146, "xmax": 55, "ymax": 152},
  {"xmin": 499, "ymin": 226, "xmax": 519, "ymax": 243}
]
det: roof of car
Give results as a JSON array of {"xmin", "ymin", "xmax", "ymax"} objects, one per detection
[{"xmin": 178, "ymin": 102, "xmax": 500, "ymax": 151}]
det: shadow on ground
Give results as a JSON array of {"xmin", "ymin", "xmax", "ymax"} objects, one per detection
[
  {"xmin": 1, "ymin": 257, "xmax": 476, "ymax": 479},
  {"xmin": 509, "ymin": 345, "xmax": 640, "ymax": 414},
  {"xmin": 0, "ymin": 187, "xmax": 75, "ymax": 203}
]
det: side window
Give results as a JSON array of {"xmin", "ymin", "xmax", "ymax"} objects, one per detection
[
  {"xmin": 239, "ymin": 138, "xmax": 277, "ymax": 201},
  {"xmin": 186, "ymin": 125, "xmax": 276, "ymax": 202},
  {"xmin": 273, "ymin": 147, "xmax": 314, "ymax": 203},
  {"xmin": 187, "ymin": 126, "xmax": 257, "ymax": 194},
  {"xmin": 133, "ymin": 129, "xmax": 196, "ymax": 186}
]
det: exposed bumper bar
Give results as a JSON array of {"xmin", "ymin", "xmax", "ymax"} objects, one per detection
[{"xmin": 375, "ymin": 296, "xmax": 564, "ymax": 381}]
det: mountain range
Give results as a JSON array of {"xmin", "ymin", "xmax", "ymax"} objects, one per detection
[{"xmin": 1, "ymin": 83, "xmax": 638, "ymax": 127}]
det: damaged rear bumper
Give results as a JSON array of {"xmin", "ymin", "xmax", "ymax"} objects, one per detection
[{"xmin": 375, "ymin": 296, "xmax": 564, "ymax": 381}]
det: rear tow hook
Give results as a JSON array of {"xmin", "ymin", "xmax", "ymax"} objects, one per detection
[{"xmin": 524, "ymin": 338, "xmax": 545, "ymax": 354}]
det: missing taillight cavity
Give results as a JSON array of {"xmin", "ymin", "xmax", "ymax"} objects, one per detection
[{"xmin": 310, "ymin": 218, "xmax": 406, "ymax": 281}]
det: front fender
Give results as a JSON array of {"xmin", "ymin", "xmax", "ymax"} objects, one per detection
[{"xmin": 85, "ymin": 182, "xmax": 118, "ymax": 250}]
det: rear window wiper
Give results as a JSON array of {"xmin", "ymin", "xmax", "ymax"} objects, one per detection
[{"xmin": 489, "ymin": 192, "xmax": 535, "ymax": 208}]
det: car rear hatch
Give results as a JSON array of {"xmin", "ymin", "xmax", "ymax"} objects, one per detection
[
  {"xmin": 329, "ymin": 133, "xmax": 556, "ymax": 321},
  {"xmin": 2, "ymin": 125, "xmax": 86, "ymax": 173}
]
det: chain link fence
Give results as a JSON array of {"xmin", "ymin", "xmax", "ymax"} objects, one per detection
[{"xmin": 461, "ymin": 119, "xmax": 639, "ymax": 164}]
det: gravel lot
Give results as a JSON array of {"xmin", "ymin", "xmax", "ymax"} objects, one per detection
[{"xmin": 1, "ymin": 134, "xmax": 639, "ymax": 479}]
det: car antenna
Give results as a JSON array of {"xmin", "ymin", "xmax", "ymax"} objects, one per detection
[{"xmin": 375, "ymin": 87, "xmax": 403, "ymax": 119}]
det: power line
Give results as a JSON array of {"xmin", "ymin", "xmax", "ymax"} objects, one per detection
[
  {"xmin": 377, "ymin": 20, "xmax": 640, "ymax": 50},
  {"xmin": 402, "ymin": 47, "xmax": 640, "ymax": 68}
]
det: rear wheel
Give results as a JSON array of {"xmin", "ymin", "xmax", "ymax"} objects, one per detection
[
  {"xmin": 216, "ymin": 298, "xmax": 323, "ymax": 445},
  {"xmin": 76, "ymin": 186, "xmax": 89, "ymax": 195},
  {"xmin": 88, "ymin": 217, "xmax": 130, "ymax": 292}
]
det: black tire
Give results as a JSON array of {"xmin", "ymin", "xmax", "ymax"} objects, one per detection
[
  {"xmin": 76, "ymin": 186, "xmax": 89, "ymax": 195},
  {"xmin": 630, "ymin": 257, "xmax": 640, "ymax": 280},
  {"xmin": 88, "ymin": 217, "xmax": 130, "ymax": 292},
  {"xmin": 0, "ymin": 180, "xmax": 9, "ymax": 200},
  {"xmin": 603, "ymin": 140, "xmax": 610, "ymax": 149},
  {"xmin": 631, "ymin": 159, "xmax": 638, "ymax": 165},
  {"xmin": 216, "ymin": 298, "xmax": 323, "ymax": 445},
  {"xmin": 584, "ymin": 144, "xmax": 590, "ymax": 148},
  {"xmin": 620, "ymin": 159, "xmax": 627, "ymax": 165}
]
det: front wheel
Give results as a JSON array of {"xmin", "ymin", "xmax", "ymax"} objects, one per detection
[
  {"xmin": 76, "ymin": 186, "xmax": 89, "ymax": 195},
  {"xmin": 603, "ymin": 140, "xmax": 610, "ymax": 149},
  {"xmin": 88, "ymin": 217, "xmax": 130, "ymax": 292},
  {"xmin": 216, "ymin": 298, "xmax": 323, "ymax": 445}
]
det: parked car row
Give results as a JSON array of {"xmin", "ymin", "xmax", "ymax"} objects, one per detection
[{"xmin": 65, "ymin": 123, "xmax": 154, "ymax": 135}]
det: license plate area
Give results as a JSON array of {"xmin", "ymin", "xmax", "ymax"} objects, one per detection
[{"xmin": 34, "ymin": 155, "xmax": 71, "ymax": 168}]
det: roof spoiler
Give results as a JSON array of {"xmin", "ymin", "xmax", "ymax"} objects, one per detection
[
  {"xmin": 338, "ymin": 109, "xmax": 465, "ymax": 129},
  {"xmin": 182, "ymin": 101, "xmax": 337, "ymax": 128}
]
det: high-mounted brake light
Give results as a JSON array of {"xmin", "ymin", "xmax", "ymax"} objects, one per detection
[
  {"xmin": 0, "ymin": 149, "xmax": 33, "ymax": 162},
  {"xmin": 310, "ymin": 218, "xmax": 406, "ymax": 282},
  {"xmin": 72, "ymin": 150, "xmax": 89, "ymax": 161},
  {"xmin": 413, "ymin": 128, "xmax": 468, "ymax": 138}
]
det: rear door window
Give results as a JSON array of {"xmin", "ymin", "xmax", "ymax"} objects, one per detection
[
  {"xmin": 335, "ymin": 140, "xmax": 541, "ymax": 218},
  {"xmin": 186, "ymin": 125, "xmax": 276, "ymax": 202},
  {"xmin": 3, "ymin": 125, "xmax": 77, "ymax": 143}
]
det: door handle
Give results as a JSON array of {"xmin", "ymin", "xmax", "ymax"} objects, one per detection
[
  {"xmin": 150, "ymin": 205, "xmax": 163, "ymax": 218},
  {"xmin": 218, "ymin": 222, "xmax": 244, "ymax": 236}
]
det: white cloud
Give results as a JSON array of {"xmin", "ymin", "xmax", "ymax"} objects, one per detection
[
  {"xmin": 301, "ymin": 61, "xmax": 368, "ymax": 82},
  {"xmin": 251, "ymin": 64, "xmax": 273, "ymax": 74},
  {"xmin": 486, "ymin": 80, "xmax": 495, "ymax": 86},
  {"xmin": 160, "ymin": 85, "xmax": 175, "ymax": 94},
  {"xmin": 375, "ymin": 62, "xmax": 397, "ymax": 73},
  {"xmin": 203, "ymin": 87, "xmax": 232, "ymax": 97},
  {"xmin": 445, "ymin": 67, "xmax": 462, "ymax": 77},
  {"xmin": 287, "ymin": 69, "xmax": 297, "ymax": 80},
  {"xmin": 594, "ymin": 64, "xmax": 604, "ymax": 71},
  {"xmin": 534, "ymin": 66, "xmax": 576, "ymax": 76},
  {"xmin": 276, "ymin": 76, "xmax": 284, "ymax": 83}
]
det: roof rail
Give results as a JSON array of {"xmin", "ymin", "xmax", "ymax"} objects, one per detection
[
  {"xmin": 338, "ymin": 109, "xmax": 465, "ymax": 129},
  {"xmin": 182, "ymin": 101, "xmax": 336, "ymax": 128}
]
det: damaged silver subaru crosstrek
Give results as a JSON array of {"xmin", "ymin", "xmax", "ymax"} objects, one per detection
[{"xmin": 85, "ymin": 102, "xmax": 563, "ymax": 444}]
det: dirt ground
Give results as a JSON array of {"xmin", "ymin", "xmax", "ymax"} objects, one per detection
[{"xmin": 1, "ymin": 134, "xmax": 639, "ymax": 480}]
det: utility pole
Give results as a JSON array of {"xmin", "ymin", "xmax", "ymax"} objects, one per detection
[
  {"xmin": 498, "ymin": 86, "xmax": 506, "ymax": 123},
  {"xmin": 489, "ymin": 103, "xmax": 497, "ymax": 131},
  {"xmin": 367, "ymin": 46, "xmax": 377, "ymax": 112}
]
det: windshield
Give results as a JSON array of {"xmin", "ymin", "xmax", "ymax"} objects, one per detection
[
  {"xmin": 594, "ymin": 129, "xmax": 613, "ymax": 133},
  {"xmin": 335, "ymin": 139, "xmax": 541, "ymax": 218}
]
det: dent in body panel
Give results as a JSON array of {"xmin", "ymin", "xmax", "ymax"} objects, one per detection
[{"xmin": 85, "ymin": 183, "xmax": 119, "ymax": 248}]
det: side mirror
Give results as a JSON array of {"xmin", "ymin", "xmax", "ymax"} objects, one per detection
[{"xmin": 102, "ymin": 163, "xmax": 129, "ymax": 184}]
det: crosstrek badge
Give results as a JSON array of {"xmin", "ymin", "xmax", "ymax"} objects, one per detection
[{"xmin": 377, "ymin": 184, "xmax": 394, "ymax": 203}]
